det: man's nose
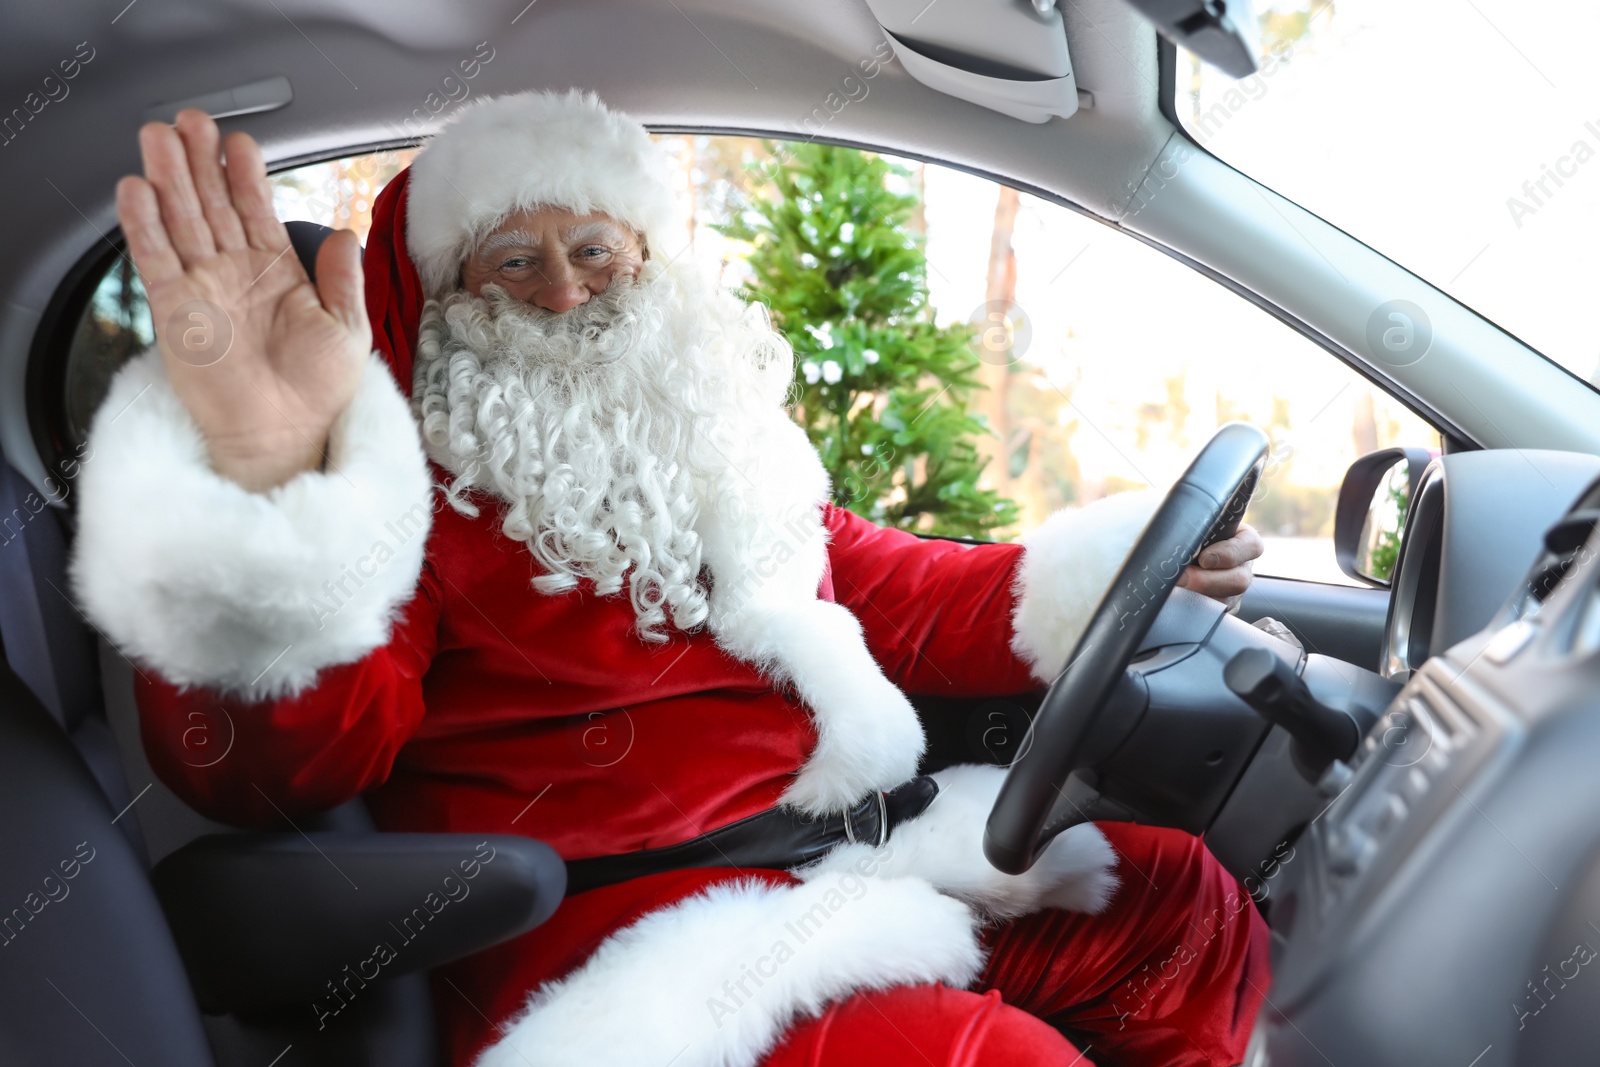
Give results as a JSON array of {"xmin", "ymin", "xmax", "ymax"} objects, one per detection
[{"xmin": 532, "ymin": 262, "xmax": 594, "ymax": 313}]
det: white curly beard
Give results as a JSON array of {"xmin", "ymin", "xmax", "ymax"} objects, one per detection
[{"xmin": 412, "ymin": 260, "xmax": 801, "ymax": 642}]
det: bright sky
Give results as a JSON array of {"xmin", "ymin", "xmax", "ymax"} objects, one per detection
[{"xmin": 1191, "ymin": 0, "xmax": 1600, "ymax": 386}]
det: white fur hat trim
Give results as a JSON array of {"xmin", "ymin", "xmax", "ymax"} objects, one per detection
[{"xmin": 406, "ymin": 88, "xmax": 683, "ymax": 295}]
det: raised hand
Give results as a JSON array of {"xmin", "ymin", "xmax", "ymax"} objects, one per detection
[{"xmin": 115, "ymin": 109, "xmax": 370, "ymax": 492}]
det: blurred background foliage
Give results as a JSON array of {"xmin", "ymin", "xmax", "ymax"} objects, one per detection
[{"xmin": 714, "ymin": 142, "xmax": 1017, "ymax": 538}]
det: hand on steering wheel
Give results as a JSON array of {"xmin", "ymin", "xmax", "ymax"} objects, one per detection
[
  {"xmin": 984, "ymin": 422, "xmax": 1270, "ymax": 875},
  {"xmin": 1178, "ymin": 523, "xmax": 1263, "ymax": 601}
]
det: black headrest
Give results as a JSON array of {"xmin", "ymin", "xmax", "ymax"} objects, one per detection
[{"xmin": 284, "ymin": 221, "xmax": 360, "ymax": 283}]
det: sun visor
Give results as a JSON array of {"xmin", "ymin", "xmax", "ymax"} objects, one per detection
[{"xmin": 863, "ymin": 0, "xmax": 1080, "ymax": 124}]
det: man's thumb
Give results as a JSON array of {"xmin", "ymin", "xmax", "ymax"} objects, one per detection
[{"xmin": 314, "ymin": 228, "xmax": 368, "ymax": 335}]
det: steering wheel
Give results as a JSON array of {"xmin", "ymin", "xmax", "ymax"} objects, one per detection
[{"xmin": 984, "ymin": 422, "xmax": 1270, "ymax": 875}]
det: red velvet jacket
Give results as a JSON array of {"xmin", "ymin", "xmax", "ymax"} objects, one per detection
[{"xmin": 136, "ymin": 481, "xmax": 1038, "ymax": 850}]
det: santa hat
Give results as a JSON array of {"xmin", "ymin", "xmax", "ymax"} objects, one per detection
[
  {"xmin": 363, "ymin": 89, "xmax": 684, "ymax": 391},
  {"xmin": 403, "ymin": 88, "xmax": 684, "ymax": 297},
  {"xmin": 364, "ymin": 170, "xmax": 425, "ymax": 392}
]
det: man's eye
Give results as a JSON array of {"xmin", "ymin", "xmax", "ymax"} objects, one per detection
[
  {"xmin": 499, "ymin": 256, "xmax": 532, "ymax": 271},
  {"xmin": 578, "ymin": 245, "xmax": 612, "ymax": 260}
]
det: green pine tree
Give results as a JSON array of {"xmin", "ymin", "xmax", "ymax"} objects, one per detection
[{"xmin": 715, "ymin": 142, "xmax": 1018, "ymax": 538}]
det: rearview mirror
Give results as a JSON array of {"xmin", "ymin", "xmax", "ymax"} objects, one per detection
[
  {"xmin": 1333, "ymin": 448, "xmax": 1434, "ymax": 587},
  {"xmin": 1121, "ymin": 0, "xmax": 1260, "ymax": 78}
]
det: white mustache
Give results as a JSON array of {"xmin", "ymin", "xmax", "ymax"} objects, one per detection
[{"xmin": 477, "ymin": 277, "xmax": 648, "ymax": 367}]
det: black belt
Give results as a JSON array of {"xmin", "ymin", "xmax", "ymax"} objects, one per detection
[{"xmin": 563, "ymin": 775, "xmax": 939, "ymax": 896}]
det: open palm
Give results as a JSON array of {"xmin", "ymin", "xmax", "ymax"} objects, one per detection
[{"xmin": 116, "ymin": 109, "xmax": 370, "ymax": 491}]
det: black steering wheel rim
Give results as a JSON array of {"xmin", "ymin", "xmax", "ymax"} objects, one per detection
[{"xmin": 984, "ymin": 422, "xmax": 1270, "ymax": 875}]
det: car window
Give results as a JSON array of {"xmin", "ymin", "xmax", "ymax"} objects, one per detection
[
  {"xmin": 269, "ymin": 148, "xmax": 417, "ymax": 240},
  {"xmin": 1177, "ymin": 0, "xmax": 1600, "ymax": 392},
  {"xmin": 63, "ymin": 256, "xmax": 153, "ymax": 447},
  {"xmin": 660, "ymin": 136, "xmax": 1439, "ymax": 584},
  {"xmin": 907, "ymin": 163, "xmax": 1439, "ymax": 584},
  {"xmin": 56, "ymin": 138, "xmax": 1438, "ymax": 585}
]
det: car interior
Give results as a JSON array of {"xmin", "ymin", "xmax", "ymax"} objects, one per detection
[{"xmin": 4, "ymin": 1, "xmax": 1600, "ymax": 1065}]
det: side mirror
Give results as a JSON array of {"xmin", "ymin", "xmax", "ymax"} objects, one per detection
[{"xmin": 1333, "ymin": 448, "xmax": 1435, "ymax": 587}]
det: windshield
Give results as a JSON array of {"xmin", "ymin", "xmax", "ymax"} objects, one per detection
[{"xmin": 1178, "ymin": 0, "xmax": 1600, "ymax": 391}]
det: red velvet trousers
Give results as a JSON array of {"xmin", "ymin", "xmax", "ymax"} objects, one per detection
[{"xmin": 761, "ymin": 823, "xmax": 1270, "ymax": 1067}]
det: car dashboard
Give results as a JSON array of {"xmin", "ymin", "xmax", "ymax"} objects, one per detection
[{"xmin": 1249, "ymin": 451, "xmax": 1600, "ymax": 1066}]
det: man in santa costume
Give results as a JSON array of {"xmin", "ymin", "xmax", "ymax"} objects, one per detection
[{"xmin": 73, "ymin": 89, "xmax": 1269, "ymax": 1066}]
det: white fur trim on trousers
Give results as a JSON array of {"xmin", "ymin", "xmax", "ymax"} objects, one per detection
[
  {"xmin": 474, "ymin": 871, "xmax": 984, "ymax": 1067},
  {"xmin": 476, "ymin": 763, "xmax": 1120, "ymax": 1067}
]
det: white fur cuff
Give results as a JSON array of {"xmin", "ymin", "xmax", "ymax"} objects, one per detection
[
  {"xmin": 476, "ymin": 873, "xmax": 983, "ymax": 1067},
  {"xmin": 1009, "ymin": 489, "xmax": 1164, "ymax": 685},
  {"xmin": 69, "ymin": 348, "xmax": 433, "ymax": 701}
]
